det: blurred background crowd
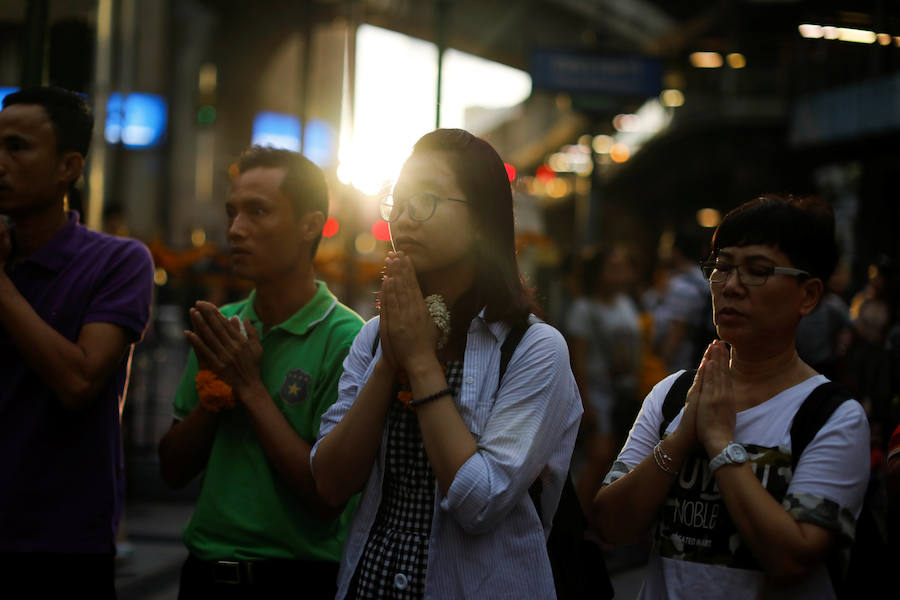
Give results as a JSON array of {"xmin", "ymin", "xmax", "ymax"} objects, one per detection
[{"xmin": 3, "ymin": 0, "xmax": 900, "ymax": 582}]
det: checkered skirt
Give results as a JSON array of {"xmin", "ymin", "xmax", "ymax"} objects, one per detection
[{"xmin": 348, "ymin": 360, "xmax": 464, "ymax": 599}]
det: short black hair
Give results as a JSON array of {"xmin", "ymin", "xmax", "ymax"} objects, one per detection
[
  {"xmin": 711, "ymin": 193, "xmax": 838, "ymax": 281},
  {"xmin": 234, "ymin": 146, "xmax": 329, "ymax": 255},
  {"xmin": 2, "ymin": 86, "xmax": 93, "ymax": 157}
]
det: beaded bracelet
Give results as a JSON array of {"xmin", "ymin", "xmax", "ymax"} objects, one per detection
[
  {"xmin": 652, "ymin": 441, "xmax": 677, "ymax": 476},
  {"xmin": 409, "ymin": 387, "xmax": 453, "ymax": 408}
]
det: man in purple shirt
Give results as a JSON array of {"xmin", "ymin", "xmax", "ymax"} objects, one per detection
[{"xmin": 0, "ymin": 87, "xmax": 154, "ymax": 598}]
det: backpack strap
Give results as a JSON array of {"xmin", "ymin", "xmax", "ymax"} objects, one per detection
[
  {"xmin": 370, "ymin": 327, "xmax": 380, "ymax": 357},
  {"xmin": 789, "ymin": 381, "xmax": 853, "ymax": 471},
  {"xmin": 658, "ymin": 369, "xmax": 696, "ymax": 439},
  {"xmin": 498, "ymin": 314, "xmax": 542, "ymax": 393},
  {"xmin": 495, "ymin": 315, "xmax": 551, "ymax": 518}
]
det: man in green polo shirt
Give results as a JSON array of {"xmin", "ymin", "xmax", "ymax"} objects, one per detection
[{"xmin": 158, "ymin": 146, "xmax": 363, "ymax": 597}]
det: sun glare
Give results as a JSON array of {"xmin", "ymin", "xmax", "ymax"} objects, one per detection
[{"xmin": 338, "ymin": 25, "xmax": 531, "ymax": 197}]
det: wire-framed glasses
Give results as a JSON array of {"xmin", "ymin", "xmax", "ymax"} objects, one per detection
[
  {"xmin": 380, "ymin": 191, "xmax": 468, "ymax": 223},
  {"xmin": 701, "ymin": 261, "xmax": 810, "ymax": 286}
]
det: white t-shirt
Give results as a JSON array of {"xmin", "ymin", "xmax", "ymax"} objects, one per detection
[{"xmin": 606, "ymin": 371, "xmax": 870, "ymax": 600}]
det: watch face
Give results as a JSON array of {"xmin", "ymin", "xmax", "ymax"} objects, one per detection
[{"xmin": 727, "ymin": 444, "xmax": 748, "ymax": 462}]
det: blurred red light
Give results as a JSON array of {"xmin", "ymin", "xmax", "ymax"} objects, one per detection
[
  {"xmin": 323, "ymin": 217, "xmax": 339, "ymax": 238},
  {"xmin": 504, "ymin": 163, "xmax": 516, "ymax": 182},
  {"xmin": 536, "ymin": 164, "xmax": 556, "ymax": 182},
  {"xmin": 372, "ymin": 220, "xmax": 391, "ymax": 241}
]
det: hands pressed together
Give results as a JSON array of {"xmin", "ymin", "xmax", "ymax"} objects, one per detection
[
  {"xmin": 378, "ymin": 251, "xmax": 440, "ymax": 374},
  {"xmin": 185, "ymin": 301, "xmax": 264, "ymax": 402},
  {"xmin": 671, "ymin": 340, "xmax": 737, "ymax": 457}
]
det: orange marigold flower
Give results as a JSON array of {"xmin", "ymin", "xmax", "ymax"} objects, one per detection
[
  {"xmin": 196, "ymin": 369, "xmax": 236, "ymax": 412},
  {"xmin": 397, "ymin": 390, "xmax": 413, "ymax": 408}
]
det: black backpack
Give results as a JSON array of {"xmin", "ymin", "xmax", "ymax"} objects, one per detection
[
  {"xmin": 500, "ymin": 317, "xmax": 614, "ymax": 600},
  {"xmin": 659, "ymin": 370, "xmax": 888, "ymax": 598}
]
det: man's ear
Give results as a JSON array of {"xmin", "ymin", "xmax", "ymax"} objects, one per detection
[
  {"xmin": 799, "ymin": 277, "xmax": 824, "ymax": 317},
  {"xmin": 58, "ymin": 151, "xmax": 84, "ymax": 186},
  {"xmin": 300, "ymin": 211, "xmax": 325, "ymax": 241}
]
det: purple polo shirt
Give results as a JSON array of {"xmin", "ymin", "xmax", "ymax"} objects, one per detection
[{"xmin": 0, "ymin": 212, "xmax": 154, "ymax": 553}]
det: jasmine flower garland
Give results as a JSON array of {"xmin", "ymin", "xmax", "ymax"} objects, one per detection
[{"xmin": 425, "ymin": 294, "xmax": 451, "ymax": 350}]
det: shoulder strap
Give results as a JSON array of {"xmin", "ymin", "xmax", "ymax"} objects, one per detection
[
  {"xmin": 789, "ymin": 381, "xmax": 853, "ymax": 471},
  {"xmin": 498, "ymin": 314, "xmax": 542, "ymax": 391},
  {"xmin": 370, "ymin": 327, "xmax": 380, "ymax": 357},
  {"xmin": 658, "ymin": 369, "xmax": 695, "ymax": 439}
]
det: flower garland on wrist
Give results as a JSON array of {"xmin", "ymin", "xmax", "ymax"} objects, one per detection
[
  {"xmin": 195, "ymin": 369, "xmax": 236, "ymax": 412},
  {"xmin": 425, "ymin": 294, "xmax": 450, "ymax": 350}
]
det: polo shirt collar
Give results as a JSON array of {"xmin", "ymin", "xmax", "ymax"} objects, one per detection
[
  {"xmin": 241, "ymin": 281, "xmax": 338, "ymax": 337},
  {"xmin": 18, "ymin": 211, "xmax": 82, "ymax": 273}
]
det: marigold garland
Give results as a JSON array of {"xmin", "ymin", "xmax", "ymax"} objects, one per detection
[
  {"xmin": 397, "ymin": 390, "xmax": 414, "ymax": 409},
  {"xmin": 196, "ymin": 369, "xmax": 236, "ymax": 412}
]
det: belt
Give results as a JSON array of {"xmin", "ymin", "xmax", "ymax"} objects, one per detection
[
  {"xmin": 187, "ymin": 555, "xmax": 291, "ymax": 585},
  {"xmin": 186, "ymin": 554, "xmax": 338, "ymax": 586},
  {"xmin": 211, "ymin": 560, "xmax": 253, "ymax": 585}
]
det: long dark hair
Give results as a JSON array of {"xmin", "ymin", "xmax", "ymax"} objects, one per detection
[{"xmin": 411, "ymin": 129, "xmax": 534, "ymax": 326}]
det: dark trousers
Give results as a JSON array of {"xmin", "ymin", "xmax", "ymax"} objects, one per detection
[
  {"xmin": 178, "ymin": 553, "xmax": 339, "ymax": 599},
  {"xmin": 0, "ymin": 551, "xmax": 116, "ymax": 599}
]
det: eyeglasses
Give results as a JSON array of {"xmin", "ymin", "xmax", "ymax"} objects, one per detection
[
  {"xmin": 380, "ymin": 191, "xmax": 468, "ymax": 223},
  {"xmin": 701, "ymin": 261, "xmax": 810, "ymax": 286}
]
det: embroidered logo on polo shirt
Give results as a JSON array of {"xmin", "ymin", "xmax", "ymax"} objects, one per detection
[{"xmin": 280, "ymin": 368, "xmax": 311, "ymax": 405}]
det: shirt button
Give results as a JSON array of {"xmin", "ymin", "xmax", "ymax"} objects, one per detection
[
  {"xmin": 394, "ymin": 573, "xmax": 409, "ymax": 590},
  {"xmin": 465, "ymin": 376, "xmax": 474, "ymax": 385}
]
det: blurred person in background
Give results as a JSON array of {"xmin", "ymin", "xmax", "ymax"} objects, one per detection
[
  {"xmin": 651, "ymin": 224, "xmax": 714, "ymax": 374},
  {"xmin": 312, "ymin": 129, "xmax": 582, "ymax": 599},
  {"xmin": 0, "ymin": 87, "xmax": 154, "ymax": 598},
  {"xmin": 158, "ymin": 147, "xmax": 363, "ymax": 598},
  {"xmin": 795, "ymin": 263, "xmax": 853, "ymax": 381},
  {"xmin": 592, "ymin": 194, "xmax": 870, "ymax": 599},
  {"xmin": 567, "ymin": 244, "xmax": 641, "ymax": 512}
]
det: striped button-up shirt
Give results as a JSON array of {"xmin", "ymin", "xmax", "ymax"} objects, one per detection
[{"xmin": 313, "ymin": 311, "xmax": 582, "ymax": 599}]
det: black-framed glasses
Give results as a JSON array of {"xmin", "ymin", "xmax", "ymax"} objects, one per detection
[
  {"xmin": 701, "ymin": 261, "xmax": 810, "ymax": 286},
  {"xmin": 380, "ymin": 191, "xmax": 468, "ymax": 223}
]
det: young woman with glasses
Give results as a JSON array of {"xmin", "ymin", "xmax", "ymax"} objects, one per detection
[
  {"xmin": 311, "ymin": 129, "xmax": 582, "ymax": 599},
  {"xmin": 592, "ymin": 194, "xmax": 869, "ymax": 599}
]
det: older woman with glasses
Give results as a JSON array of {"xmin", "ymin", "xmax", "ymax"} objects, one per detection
[
  {"xmin": 591, "ymin": 194, "xmax": 869, "ymax": 599},
  {"xmin": 311, "ymin": 129, "xmax": 582, "ymax": 599}
]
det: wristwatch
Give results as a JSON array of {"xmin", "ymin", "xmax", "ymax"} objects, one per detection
[{"xmin": 709, "ymin": 442, "xmax": 748, "ymax": 473}]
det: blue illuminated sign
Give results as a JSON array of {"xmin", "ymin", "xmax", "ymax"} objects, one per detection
[
  {"xmin": 251, "ymin": 112, "xmax": 336, "ymax": 167},
  {"xmin": 0, "ymin": 87, "xmax": 19, "ymax": 104},
  {"xmin": 252, "ymin": 112, "xmax": 302, "ymax": 152},
  {"xmin": 106, "ymin": 92, "xmax": 167, "ymax": 148},
  {"xmin": 302, "ymin": 119, "xmax": 336, "ymax": 167}
]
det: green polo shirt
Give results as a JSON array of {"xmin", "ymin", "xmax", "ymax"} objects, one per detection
[{"xmin": 173, "ymin": 281, "xmax": 363, "ymax": 562}]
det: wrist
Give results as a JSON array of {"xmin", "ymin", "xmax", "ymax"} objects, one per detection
[
  {"xmin": 234, "ymin": 379, "xmax": 268, "ymax": 409},
  {"xmin": 664, "ymin": 429, "xmax": 695, "ymax": 458},
  {"xmin": 403, "ymin": 353, "xmax": 442, "ymax": 382},
  {"xmin": 704, "ymin": 436, "xmax": 732, "ymax": 458},
  {"xmin": 373, "ymin": 356, "xmax": 397, "ymax": 377}
]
